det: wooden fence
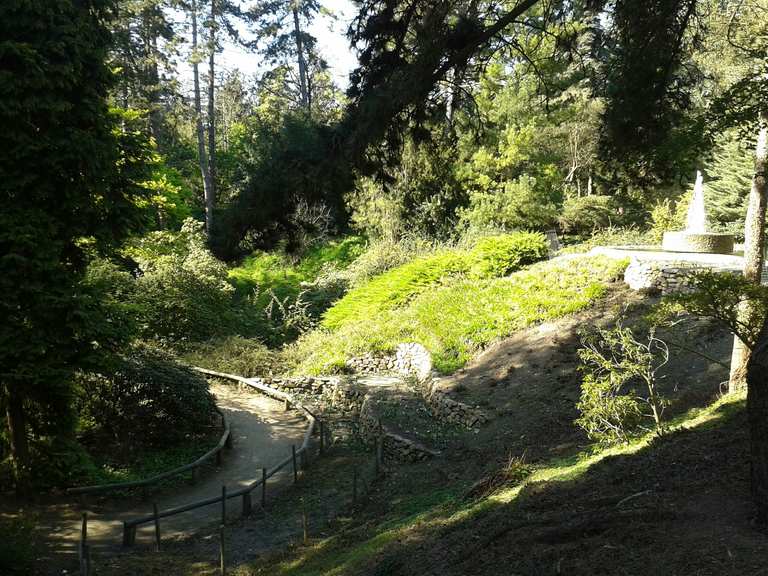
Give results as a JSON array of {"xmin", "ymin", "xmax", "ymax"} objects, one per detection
[
  {"xmin": 66, "ymin": 407, "xmax": 232, "ymax": 500},
  {"xmin": 121, "ymin": 367, "xmax": 325, "ymax": 546}
]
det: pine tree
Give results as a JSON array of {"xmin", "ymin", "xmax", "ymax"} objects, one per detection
[{"xmin": 707, "ymin": 130, "xmax": 755, "ymax": 237}]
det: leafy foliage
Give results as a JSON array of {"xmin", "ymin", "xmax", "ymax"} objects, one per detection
[
  {"xmin": 0, "ymin": 0, "xmax": 152, "ymax": 491},
  {"xmin": 181, "ymin": 336, "xmax": 279, "ymax": 378},
  {"xmin": 661, "ymin": 271, "xmax": 768, "ymax": 349},
  {"xmin": 576, "ymin": 324, "xmax": 670, "ymax": 445},
  {"xmin": 468, "ymin": 233, "xmax": 549, "ymax": 278},
  {"xmin": 76, "ymin": 344, "xmax": 218, "ymax": 449},
  {"xmin": 558, "ymin": 195, "xmax": 619, "ymax": 234}
]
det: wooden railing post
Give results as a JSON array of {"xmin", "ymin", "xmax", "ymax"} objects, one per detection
[
  {"xmin": 79, "ymin": 512, "xmax": 90, "ymax": 576},
  {"xmin": 153, "ymin": 503, "xmax": 161, "ymax": 551},
  {"xmin": 353, "ymin": 468, "xmax": 358, "ymax": 505},
  {"xmin": 219, "ymin": 524, "xmax": 227, "ymax": 576},
  {"xmin": 242, "ymin": 492, "xmax": 252, "ymax": 516},
  {"xmin": 123, "ymin": 521, "xmax": 136, "ymax": 547},
  {"xmin": 301, "ymin": 497, "xmax": 308, "ymax": 544},
  {"xmin": 221, "ymin": 485, "xmax": 227, "ymax": 525},
  {"xmin": 292, "ymin": 445, "xmax": 298, "ymax": 483},
  {"xmin": 261, "ymin": 468, "xmax": 267, "ymax": 508}
]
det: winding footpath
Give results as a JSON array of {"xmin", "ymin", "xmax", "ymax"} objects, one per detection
[{"xmin": 23, "ymin": 382, "xmax": 307, "ymax": 574}]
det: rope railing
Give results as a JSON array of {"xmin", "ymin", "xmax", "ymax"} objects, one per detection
[
  {"xmin": 66, "ymin": 407, "xmax": 232, "ymax": 498},
  {"xmin": 121, "ymin": 367, "xmax": 322, "ymax": 547}
]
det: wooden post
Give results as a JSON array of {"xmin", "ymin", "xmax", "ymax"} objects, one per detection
[
  {"xmin": 319, "ymin": 421, "xmax": 325, "ymax": 455},
  {"xmin": 292, "ymin": 445, "xmax": 298, "ymax": 483},
  {"xmin": 153, "ymin": 503, "xmax": 161, "ymax": 551},
  {"xmin": 219, "ymin": 524, "xmax": 227, "ymax": 576},
  {"xmin": 353, "ymin": 468, "xmax": 358, "ymax": 505},
  {"xmin": 261, "ymin": 468, "xmax": 267, "ymax": 508},
  {"xmin": 376, "ymin": 436, "xmax": 384, "ymax": 476},
  {"xmin": 79, "ymin": 513, "xmax": 89, "ymax": 576},
  {"xmin": 221, "ymin": 485, "xmax": 227, "ymax": 525},
  {"xmin": 301, "ymin": 497, "xmax": 308, "ymax": 544},
  {"xmin": 242, "ymin": 492, "xmax": 252, "ymax": 516},
  {"xmin": 123, "ymin": 521, "xmax": 136, "ymax": 547}
]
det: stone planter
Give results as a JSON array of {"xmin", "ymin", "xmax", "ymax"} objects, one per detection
[{"xmin": 661, "ymin": 231, "xmax": 734, "ymax": 255}]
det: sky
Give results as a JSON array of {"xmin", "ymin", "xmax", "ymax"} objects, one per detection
[{"xmin": 196, "ymin": 0, "xmax": 359, "ymax": 91}]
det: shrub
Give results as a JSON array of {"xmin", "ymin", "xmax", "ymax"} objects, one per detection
[
  {"xmin": 321, "ymin": 250, "xmax": 470, "ymax": 330},
  {"xmin": 558, "ymin": 195, "xmax": 619, "ymax": 234},
  {"xmin": 181, "ymin": 336, "xmax": 279, "ymax": 377},
  {"xmin": 0, "ymin": 516, "xmax": 36, "ymax": 576},
  {"xmin": 648, "ymin": 195, "xmax": 689, "ymax": 242},
  {"xmin": 76, "ymin": 344, "xmax": 218, "ymax": 449},
  {"xmin": 576, "ymin": 324, "xmax": 670, "ymax": 445},
  {"xmin": 559, "ymin": 225, "xmax": 655, "ymax": 254},
  {"xmin": 469, "ymin": 232, "xmax": 548, "ymax": 278},
  {"xmin": 458, "ymin": 174, "xmax": 558, "ymax": 233}
]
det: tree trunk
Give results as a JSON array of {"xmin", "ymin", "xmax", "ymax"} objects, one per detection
[
  {"xmin": 192, "ymin": 0, "xmax": 214, "ymax": 234},
  {"xmin": 292, "ymin": 2, "xmax": 309, "ymax": 111},
  {"xmin": 730, "ymin": 109, "xmax": 768, "ymax": 392},
  {"xmin": 748, "ymin": 314, "xmax": 768, "ymax": 525},
  {"xmin": 4, "ymin": 384, "xmax": 31, "ymax": 499},
  {"xmin": 207, "ymin": 0, "xmax": 217, "ymax": 203}
]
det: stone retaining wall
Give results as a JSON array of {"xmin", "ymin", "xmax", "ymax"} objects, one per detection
[
  {"xmin": 252, "ymin": 375, "xmax": 436, "ymax": 461},
  {"xmin": 349, "ymin": 343, "xmax": 489, "ymax": 429},
  {"xmin": 622, "ymin": 259, "xmax": 741, "ymax": 295}
]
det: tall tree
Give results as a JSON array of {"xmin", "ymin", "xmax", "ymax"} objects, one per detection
[
  {"xmin": 190, "ymin": 0, "xmax": 215, "ymax": 233},
  {"xmin": 249, "ymin": 0, "xmax": 322, "ymax": 113},
  {"xmin": 0, "ymin": 0, "xmax": 150, "ymax": 495},
  {"xmin": 109, "ymin": 0, "xmax": 178, "ymax": 138}
]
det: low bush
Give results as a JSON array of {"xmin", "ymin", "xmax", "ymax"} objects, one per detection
[
  {"xmin": 76, "ymin": 344, "xmax": 218, "ymax": 450},
  {"xmin": 0, "ymin": 516, "xmax": 36, "ymax": 576},
  {"xmin": 558, "ymin": 195, "xmax": 619, "ymax": 234},
  {"xmin": 322, "ymin": 233, "xmax": 550, "ymax": 331},
  {"xmin": 321, "ymin": 250, "xmax": 470, "ymax": 330},
  {"xmin": 559, "ymin": 225, "xmax": 655, "ymax": 254},
  {"xmin": 181, "ymin": 336, "xmax": 280, "ymax": 377},
  {"xmin": 468, "ymin": 232, "xmax": 548, "ymax": 278},
  {"xmin": 576, "ymin": 325, "xmax": 670, "ymax": 445}
]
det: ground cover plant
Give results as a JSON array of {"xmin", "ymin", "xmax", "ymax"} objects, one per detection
[{"xmin": 290, "ymin": 255, "xmax": 628, "ymax": 375}]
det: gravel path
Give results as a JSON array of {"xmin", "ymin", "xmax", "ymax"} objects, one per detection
[{"xmin": 26, "ymin": 382, "xmax": 307, "ymax": 574}]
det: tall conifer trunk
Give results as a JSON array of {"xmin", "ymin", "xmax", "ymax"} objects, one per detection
[
  {"xmin": 207, "ymin": 0, "xmax": 217, "ymax": 201},
  {"xmin": 192, "ymin": 0, "xmax": 214, "ymax": 234},
  {"xmin": 292, "ymin": 1, "xmax": 309, "ymax": 111},
  {"xmin": 730, "ymin": 110, "xmax": 768, "ymax": 392},
  {"xmin": 4, "ymin": 384, "xmax": 30, "ymax": 498}
]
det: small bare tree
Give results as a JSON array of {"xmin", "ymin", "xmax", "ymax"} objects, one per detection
[{"xmin": 577, "ymin": 324, "xmax": 670, "ymax": 445}]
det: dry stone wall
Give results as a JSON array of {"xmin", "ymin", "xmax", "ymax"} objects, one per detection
[
  {"xmin": 623, "ymin": 259, "xmax": 721, "ymax": 295},
  {"xmin": 349, "ymin": 343, "xmax": 489, "ymax": 429},
  {"xmin": 252, "ymin": 375, "xmax": 437, "ymax": 461}
]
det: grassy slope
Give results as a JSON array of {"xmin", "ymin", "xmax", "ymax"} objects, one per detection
[
  {"xmin": 291, "ymin": 255, "xmax": 628, "ymax": 375},
  {"xmin": 253, "ymin": 394, "xmax": 759, "ymax": 576}
]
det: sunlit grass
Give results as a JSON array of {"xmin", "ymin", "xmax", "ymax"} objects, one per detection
[
  {"xmin": 289, "ymin": 256, "xmax": 629, "ymax": 375},
  {"xmin": 259, "ymin": 392, "xmax": 744, "ymax": 575}
]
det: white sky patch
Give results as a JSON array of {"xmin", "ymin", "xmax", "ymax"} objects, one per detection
[{"xmin": 171, "ymin": 0, "xmax": 358, "ymax": 93}]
